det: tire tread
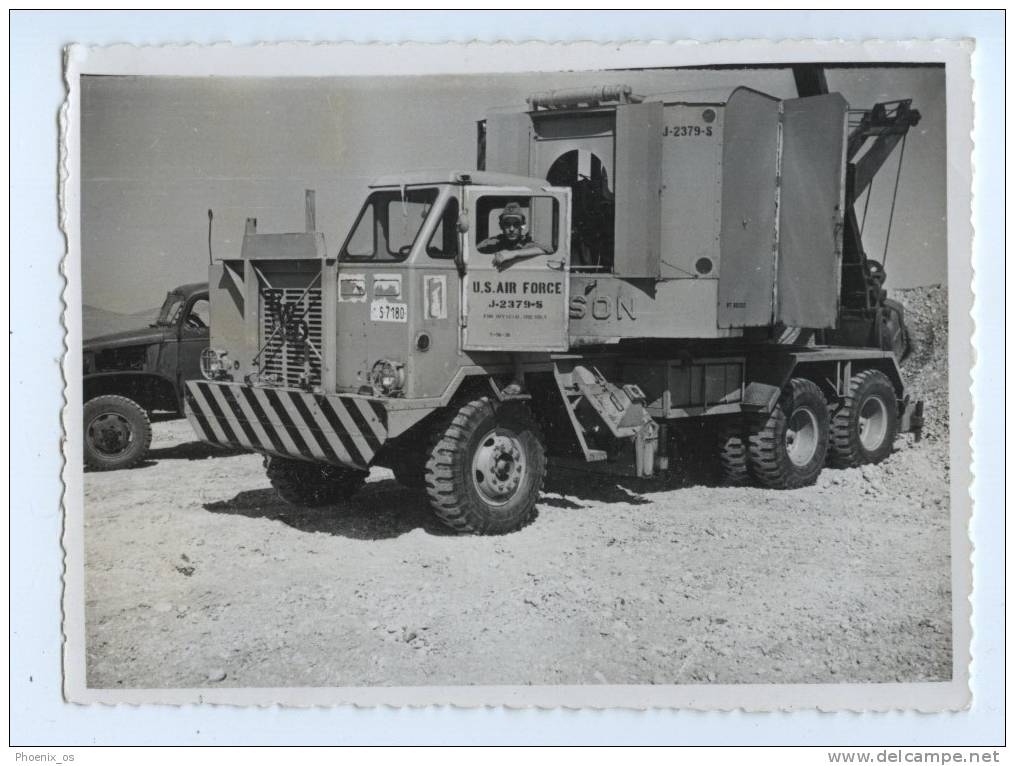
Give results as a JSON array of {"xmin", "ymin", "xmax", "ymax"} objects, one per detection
[
  {"xmin": 828, "ymin": 369, "xmax": 898, "ymax": 468},
  {"xmin": 747, "ymin": 377, "xmax": 829, "ymax": 489},
  {"xmin": 717, "ymin": 420, "xmax": 749, "ymax": 486},
  {"xmin": 424, "ymin": 396, "xmax": 545, "ymax": 535}
]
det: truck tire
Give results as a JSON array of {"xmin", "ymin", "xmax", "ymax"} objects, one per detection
[
  {"xmin": 828, "ymin": 369, "xmax": 898, "ymax": 468},
  {"xmin": 389, "ymin": 451, "xmax": 427, "ymax": 489},
  {"xmin": 717, "ymin": 420, "xmax": 749, "ymax": 486},
  {"xmin": 264, "ymin": 456, "xmax": 367, "ymax": 507},
  {"xmin": 83, "ymin": 394, "xmax": 152, "ymax": 471},
  {"xmin": 747, "ymin": 378, "xmax": 829, "ymax": 489},
  {"xmin": 424, "ymin": 396, "xmax": 545, "ymax": 535}
]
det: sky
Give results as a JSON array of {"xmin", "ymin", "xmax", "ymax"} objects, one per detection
[{"xmin": 80, "ymin": 66, "xmax": 946, "ymax": 314}]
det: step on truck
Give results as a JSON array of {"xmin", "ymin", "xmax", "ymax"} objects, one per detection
[{"xmin": 185, "ymin": 82, "xmax": 924, "ymax": 535}]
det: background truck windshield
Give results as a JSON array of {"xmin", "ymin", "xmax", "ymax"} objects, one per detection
[
  {"xmin": 155, "ymin": 292, "xmax": 185, "ymax": 326},
  {"xmin": 340, "ymin": 187, "xmax": 439, "ymax": 262}
]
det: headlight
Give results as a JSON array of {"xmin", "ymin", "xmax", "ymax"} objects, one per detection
[
  {"xmin": 200, "ymin": 348, "xmax": 234, "ymax": 381},
  {"xmin": 368, "ymin": 359, "xmax": 406, "ymax": 396}
]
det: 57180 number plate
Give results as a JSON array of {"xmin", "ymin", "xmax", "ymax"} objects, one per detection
[{"xmin": 370, "ymin": 299, "xmax": 408, "ymax": 322}]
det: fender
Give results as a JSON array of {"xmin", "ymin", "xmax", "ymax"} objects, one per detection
[
  {"xmin": 83, "ymin": 371, "xmax": 181, "ymax": 412},
  {"xmin": 744, "ymin": 347, "xmax": 905, "ymax": 413}
]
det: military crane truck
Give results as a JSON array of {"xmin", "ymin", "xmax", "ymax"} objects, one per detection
[{"xmin": 184, "ymin": 83, "xmax": 923, "ymax": 534}]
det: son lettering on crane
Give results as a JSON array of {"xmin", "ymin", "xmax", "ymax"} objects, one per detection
[
  {"xmin": 569, "ymin": 294, "xmax": 637, "ymax": 321},
  {"xmin": 472, "ymin": 280, "xmax": 563, "ymax": 295}
]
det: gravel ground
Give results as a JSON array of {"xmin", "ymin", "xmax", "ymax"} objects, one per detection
[{"xmin": 83, "ymin": 287, "xmax": 952, "ymax": 689}]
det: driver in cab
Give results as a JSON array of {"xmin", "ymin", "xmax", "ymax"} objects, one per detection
[{"xmin": 477, "ymin": 202, "xmax": 550, "ymax": 270}]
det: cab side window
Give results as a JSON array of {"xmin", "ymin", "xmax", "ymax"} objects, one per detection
[
  {"xmin": 474, "ymin": 196, "xmax": 559, "ymax": 254},
  {"xmin": 426, "ymin": 197, "xmax": 460, "ymax": 260}
]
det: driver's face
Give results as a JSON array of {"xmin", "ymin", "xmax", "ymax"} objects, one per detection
[{"xmin": 501, "ymin": 220, "xmax": 522, "ymax": 241}]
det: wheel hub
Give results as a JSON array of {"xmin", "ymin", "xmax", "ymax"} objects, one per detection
[
  {"xmin": 472, "ymin": 430, "xmax": 526, "ymax": 506},
  {"xmin": 87, "ymin": 412, "xmax": 132, "ymax": 456},
  {"xmin": 858, "ymin": 396, "xmax": 889, "ymax": 450},
  {"xmin": 785, "ymin": 407, "xmax": 819, "ymax": 467}
]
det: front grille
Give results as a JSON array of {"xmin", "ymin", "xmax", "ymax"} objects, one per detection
[{"xmin": 258, "ymin": 287, "xmax": 323, "ymax": 388}]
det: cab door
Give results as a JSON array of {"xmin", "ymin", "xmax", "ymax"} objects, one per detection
[
  {"xmin": 462, "ymin": 186, "xmax": 571, "ymax": 352},
  {"xmin": 177, "ymin": 293, "xmax": 210, "ymax": 386}
]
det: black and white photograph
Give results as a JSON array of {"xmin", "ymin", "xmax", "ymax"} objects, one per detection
[{"xmin": 59, "ymin": 40, "xmax": 973, "ymax": 711}]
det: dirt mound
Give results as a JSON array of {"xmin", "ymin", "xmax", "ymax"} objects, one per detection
[{"xmin": 891, "ymin": 284, "xmax": 949, "ymax": 445}]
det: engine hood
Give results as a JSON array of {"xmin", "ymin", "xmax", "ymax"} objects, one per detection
[{"xmin": 83, "ymin": 326, "xmax": 170, "ymax": 352}]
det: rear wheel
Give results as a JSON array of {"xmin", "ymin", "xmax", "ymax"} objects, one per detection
[
  {"xmin": 424, "ymin": 397, "xmax": 545, "ymax": 535},
  {"xmin": 264, "ymin": 456, "xmax": 366, "ymax": 507},
  {"xmin": 828, "ymin": 369, "xmax": 898, "ymax": 468},
  {"xmin": 747, "ymin": 378, "xmax": 829, "ymax": 489},
  {"xmin": 717, "ymin": 420, "xmax": 749, "ymax": 486},
  {"xmin": 83, "ymin": 395, "xmax": 152, "ymax": 471}
]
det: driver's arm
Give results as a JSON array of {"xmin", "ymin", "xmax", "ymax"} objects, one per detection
[
  {"xmin": 477, "ymin": 237, "xmax": 501, "ymax": 254},
  {"xmin": 493, "ymin": 244, "xmax": 550, "ymax": 270}
]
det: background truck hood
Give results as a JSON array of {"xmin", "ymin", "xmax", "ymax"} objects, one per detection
[{"xmin": 83, "ymin": 326, "xmax": 170, "ymax": 352}]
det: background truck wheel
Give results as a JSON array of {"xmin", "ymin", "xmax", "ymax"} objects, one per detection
[
  {"xmin": 264, "ymin": 456, "xmax": 367, "ymax": 507},
  {"xmin": 84, "ymin": 394, "xmax": 152, "ymax": 471},
  {"xmin": 828, "ymin": 369, "xmax": 899, "ymax": 468},
  {"xmin": 424, "ymin": 396, "xmax": 545, "ymax": 535},
  {"xmin": 747, "ymin": 378, "xmax": 829, "ymax": 489},
  {"xmin": 717, "ymin": 420, "xmax": 749, "ymax": 486}
]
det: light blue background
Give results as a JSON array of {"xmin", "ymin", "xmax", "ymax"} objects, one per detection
[{"xmin": 11, "ymin": 10, "xmax": 1003, "ymax": 745}]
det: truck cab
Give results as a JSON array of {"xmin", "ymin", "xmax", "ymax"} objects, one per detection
[{"xmin": 331, "ymin": 171, "xmax": 571, "ymax": 399}]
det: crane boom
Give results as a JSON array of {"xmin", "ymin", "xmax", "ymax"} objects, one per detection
[{"xmin": 848, "ymin": 99, "xmax": 921, "ymax": 199}]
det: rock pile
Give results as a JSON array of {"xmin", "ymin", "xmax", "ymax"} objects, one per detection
[{"xmin": 890, "ymin": 284, "xmax": 949, "ymax": 445}]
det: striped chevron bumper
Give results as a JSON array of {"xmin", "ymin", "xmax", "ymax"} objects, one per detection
[{"xmin": 184, "ymin": 380, "xmax": 388, "ymax": 470}]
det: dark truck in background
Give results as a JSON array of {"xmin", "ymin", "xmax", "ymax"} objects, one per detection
[{"xmin": 83, "ymin": 282, "xmax": 210, "ymax": 470}]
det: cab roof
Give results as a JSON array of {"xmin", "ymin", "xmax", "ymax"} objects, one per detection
[
  {"xmin": 170, "ymin": 282, "xmax": 209, "ymax": 298},
  {"xmin": 368, "ymin": 169, "xmax": 550, "ymax": 190}
]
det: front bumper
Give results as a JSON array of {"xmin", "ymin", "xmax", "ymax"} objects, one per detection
[{"xmin": 184, "ymin": 380, "xmax": 389, "ymax": 470}]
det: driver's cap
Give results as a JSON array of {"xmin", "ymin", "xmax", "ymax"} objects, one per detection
[{"xmin": 498, "ymin": 202, "xmax": 526, "ymax": 224}]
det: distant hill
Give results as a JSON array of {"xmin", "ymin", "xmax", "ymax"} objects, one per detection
[{"xmin": 83, "ymin": 305, "xmax": 160, "ymax": 340}]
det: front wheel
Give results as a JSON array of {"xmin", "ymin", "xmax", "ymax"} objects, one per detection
[
  {"xmin": 747, "ymin": 378, "xmax": 829, "ymax": 489},
  {"xmin": 424, "ymin": 397, "xmax": 545, "ymax": 535},
  {"xmin": 265, "ymin": 456, "xmax": 367, "ymax": 507},
  {"xmin": 84, "ymin": 395, "xmax": 152, "ymax": 471}
]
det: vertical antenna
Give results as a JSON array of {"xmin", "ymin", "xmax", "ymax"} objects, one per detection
[
  {"xmin": 207, "ymin": 209, "xmax": 214, "ymax": 265},
  {"xmin": 305, "ymin": 189, "xmax": 316, "ymax": 232}
]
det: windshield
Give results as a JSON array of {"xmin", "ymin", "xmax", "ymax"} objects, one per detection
[
  {"xmin": 340, "ymin": 187, "xmax": 440, "ymax": 262},
  {"xmin": 155, "ymin": 292, "xmax": 185, "ymax": 326}
]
